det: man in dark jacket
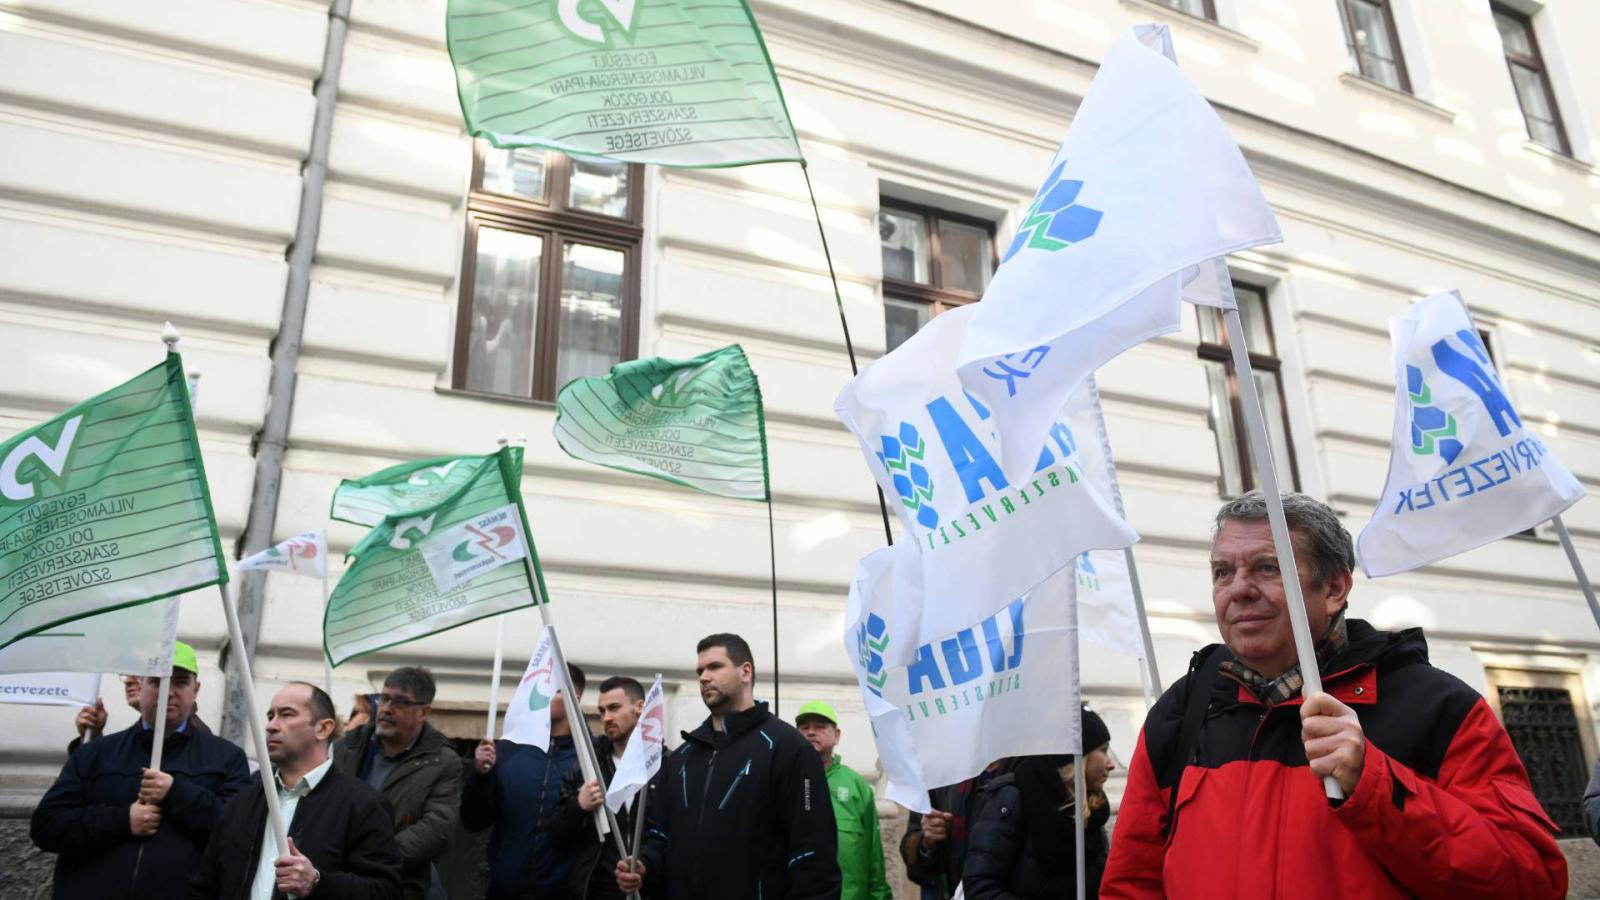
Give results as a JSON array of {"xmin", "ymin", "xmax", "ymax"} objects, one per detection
[
  {"xmin": 462, "ymin": 663, "xmax": 587, "ymax": 900},
  {"xmin": 617, "ymin": 633, "xmax": 839, "ymax": 900},
  {"xmin": 1102, "ymin": 491, "xmax": 1568, "ymax": 898},
  {"xmin": 898, "ymin": 761, "xmax": 1010, "ymax": 900},
  {"xmin": 332, "ymin": 667, "xmax": 461, "ymax": 900},
  {"xmin": 551, "ymin": 676, "xmax": 645, "ymax": 900},
  {"xmin": 188, "ymin": 681, "xmax": 402, "ymax": 900},
  {"xmin": 33, "ymin": 642, "xmax": 250, "ymax": 900}
]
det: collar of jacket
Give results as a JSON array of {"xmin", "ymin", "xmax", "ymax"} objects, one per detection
[
  {"xmin": 1222, "ymin": 618, "xmax": 1427, "ymax": 709},
  {"xmin": 682, "ymin": 700, "xmax": 772, "ymax": 747}
]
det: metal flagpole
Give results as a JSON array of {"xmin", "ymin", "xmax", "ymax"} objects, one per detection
[
  {"xmin": 543, "ymin": 611, "xmax": 630, "ymax": 856},
  {"xmin": 321, "ymin": 567, "xmax": 334, "ymax": 697},
  {"xmin": 627, "ymin": 737, "xmax": 650, "ymax": 900},
  {"xmin": 486, "ymin": 616, "xmax": 507, "ymax": 740},
  {"xmin": 149, "ymin": 676, "xmax": 172, "ymax": 768},
  {"xmin": 1074, "ymin": 759, "xmax": 1087, "ymax": 900},
  {"xmin": 1068, "ymin": 569, "xmax": 1085, "ymax": 900},
  {"xmin": 1217, "ymin": 267, "xmax": 1342, "ymax": 801},
  {"xmin": 1552, "ymin": 515, "xmax": 1600, "ymax": 631},
  {"xmin": 220, "ymin": 580, "xmax": 291, "ymax": 856}
]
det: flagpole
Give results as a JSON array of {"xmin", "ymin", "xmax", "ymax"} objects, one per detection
[
  {"xmin": 541, "ymin": 611, "xmax": 631, "ymax": 856},
  {"xmin": 486, "ymin": 615, "xmax": 506, "ymax": 740},
  {"xmin": 1552, "ymin": 515, "xmax": 1600, "ymax": 632},
  {"xmin": 149, "ymin": 676, "xmax": 171, "ymax": 768},
  {"xmin": 321, "ymin": 567, "xmax": 334, "ymax": 697},
  {"xmin": 766, "ymin": 496, "xmax": 780, "ymax": 719},
  {"xmin": 220, "ymin": 580, "xmax": 291, "ymax": 857},
  {"xmin": 1067, "ymin": 565, "xmax": 1085, "ymax": 900},
  {"xmin": 1218, "ymin": 270, "xmax": 1342, "ymax": 801},
  {"xmin": 627, "ymin": 765, "xmax": 648, "ymax": 900},
  {"xmin": 1074, "ymin": 756, "xmax": 1086, "ymax": 900}
]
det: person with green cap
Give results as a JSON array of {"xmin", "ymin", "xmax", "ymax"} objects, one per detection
[
  {"xmin": 32, "ymin": 640, "xmax": 252, "ymax": 899},
  {"xmin": 795, "ymin": 700, "xmax": 893, "ymax": 900}
]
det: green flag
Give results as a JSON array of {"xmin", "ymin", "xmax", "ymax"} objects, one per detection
[
  {"xmin": 325, "ymin": 446, "xmax": 543, "ymax": 666},
  {"xmin": 553, "ymin": 344, "xmax": 768, "ymax": 500},
  {"xmin": 447, "ymin": 0, "xmax": 802, "ymax": 167},
  {"xmin": 330, "ymin": 456, "xmax": 495, "ymax": 527},
  {"xmin": 0, "ymin": 353, "xmax": 225, "ymax": 652}
]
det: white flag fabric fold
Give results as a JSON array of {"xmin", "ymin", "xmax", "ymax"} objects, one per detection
[
  {"xmin": 0, "ymin": 671, "xmax": 102, "ymax": 707},
  {"xmin": 836, "ymin": 303, "xmax": 1135, "ymax": 666},
  {"xmin": 238, "ymin": 530, "xmax": 327, "ymax": 579},
  {"xmin": 955, "ymin": 27, "xmax": 1282, "ymax": 483},
  {"xmin": 502, "ymin": 625, "xmax": 557, "ymax": 749},
  {"xmin": 846, "ymin": 550, "xmax": 1081, "ymax": 808},
  {"xmin": 1062, "ymin": 384, "xmax": 1147, "ymax": 659},
  {"xmin": 0, "ymin": 595, "xmax": 179, "ymax": 677},
  {"xmin": 1357, "ymin": 291, "xmax": 1585, "ymax": 576},
  {"xmin": 606, "ymin": 675, "xmax": 665, "ymax": 814}
]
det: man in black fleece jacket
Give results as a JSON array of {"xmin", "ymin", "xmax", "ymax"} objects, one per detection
[{"xmin": 616, "ymin": 633, "xmax": 840, "ymax": 900}]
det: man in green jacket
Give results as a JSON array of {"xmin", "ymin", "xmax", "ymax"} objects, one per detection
[
  {"xmin": 796, "ymin": 701, "xmax": 893, "ymax": 900},
  {"xmin": 332, "ymin": 666, "xmax": 462, "ymax": 900}
]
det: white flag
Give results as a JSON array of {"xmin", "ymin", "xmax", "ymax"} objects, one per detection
[
  {"xmin": 606, "ymin": 675, "xmax": 665, "ymax": 814},
  {"xmin": 0, "ymin": 595, "xmax": 179, "ymax": 677},
  {"xmin": 0, "ymin": 671, "xmax": 102, "ymax": 707},
  {"xmin": 836, "ymin": 304, "xmax": 1135, "ymax": 666},
  {"xmin": 1358, "ymin": 291, "xmax": 1585, "ymax": 576},
  {"xmin": 1063, "ymin": 384, "xmax": 1146, "ymax": 660},
  {"xmin": 955, "ymin": 27, "xmax": 1282, "ymax": 483},
  {"xmin": 502, "ymin": 626, "xmax": 558, "ymax": 749},
  {"xmin": 846, "ymin": 550, "xmax": 1081, "ymax": 808},
  {"xmin": 238, "ymin": 530, "xmax": 327, "ymax": 579},
  {"xmin": 419, "ymin": 504, "xmax": 528, "ymax": 593}
]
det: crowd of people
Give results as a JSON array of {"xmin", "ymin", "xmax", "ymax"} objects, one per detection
[{"xmin": 27, "ymin": 492, "xmax": 1575, "ymax": 898}]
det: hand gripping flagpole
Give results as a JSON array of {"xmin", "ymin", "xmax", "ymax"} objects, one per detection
[{"xmin": 1552, "ymin": 515, "xmax": 1600, "ymax": 632}]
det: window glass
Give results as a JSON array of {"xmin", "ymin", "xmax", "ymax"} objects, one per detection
[
  {"xmin": 482, "ymin": 148, "xmax": 548, "ymax": 202},
  {"xmin": 556, "ymin": 243, "xmax": 626, "ymax": 388},
  {"xmin": 568, "ymin": 157, "xmax": 631, "ymax": 218},
  {"xmin": 465, "ymin": 228, "xmax": 543, "ymax": 396},
  {"xmin": 937, "ymin": 220, "xmax": 992, "ymax": 295},
  {"xmin": 1347, "ymin": 0, "xmax": 1403, "ymax": 89},
  {"xmin": 1203, "ymin": 358, "xmax": 1244, "ymax": 497},
  {"xmin": 880, "ymin": 209, "xmax": 930, "ymax": 283},
  {"xmin": 885, "ymin": 297, "xmax": 933, "ymax": 353}
]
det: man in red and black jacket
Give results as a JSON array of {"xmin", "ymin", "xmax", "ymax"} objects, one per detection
[{"xmin": 1102, "ymin": 491, "xmax": 1567, "ymax": 899}]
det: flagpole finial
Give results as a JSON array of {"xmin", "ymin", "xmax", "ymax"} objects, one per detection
[
  {"xmin": 161, "ymin": 322, "xmax": 181, "ymax": 352},
  {"xmin": 516, "ymin": 432, "xmax": 528, "ymax": 446},
  {"xmin": 496, "ymin": 434, "xmax": 509, "ymax": 447}
]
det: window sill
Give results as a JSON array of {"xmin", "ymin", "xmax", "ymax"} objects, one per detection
[
  {"xmin": 1521, "ymin": 139, "xmax": 1597, "ymax": 175},
  {"xmin": 435, "ymin": 386, "xmax": 556, "ymax": 410},
  {"xmin": 1119, "ymin": 0, "xmax": 1261, "ymax": 51},
  {"xmin": 1338, "ymin": 72, "xmax": 1455, "ymax": 122}
]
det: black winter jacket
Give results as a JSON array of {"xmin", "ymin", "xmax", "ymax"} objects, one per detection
[
  {"xmin": 187, "ymin": 764, "xmax": 403, "ymax": 900},
  {"xmin": 32, "ymin": 721, "xmax": 251, "ymax": 900},
  {"xmin": 551, "ymin": 734, "xmax": 636, "ymax": 900},
  {"xmin": 460, "ymin": 734, "xmax": 580, "ymax": 900},
  {"xmin": 961, "ymin": 768, "xmax": 1108, "ymax": 900},
  {"xmin": 332, "ymin": 722, "xmax": 463, "ymax": 900},
  {"xmin": 635, "ymin": 702, "xmax": 840, "ymax": 900}
]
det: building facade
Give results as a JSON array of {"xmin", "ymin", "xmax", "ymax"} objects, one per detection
[{"xmin": 1, "ymin": 0, "xmax": 1598, "ymax": 894}]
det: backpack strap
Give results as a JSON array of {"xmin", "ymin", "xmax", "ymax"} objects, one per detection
[{"xmin": 1162, "ymin": 644, "xmax": 1225, "ymax": 840}]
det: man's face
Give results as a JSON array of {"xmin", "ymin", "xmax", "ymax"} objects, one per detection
[
  {"xmin": 1210, "ymin": 519, "xmax": 1351, "ymax": 678},
  {"xmin": 375, "ymin": 683, "xmax": 429, "ymax": 745},
  {"xmin": 140, "ymin": 670, "xmax": 199, "ymax": 728},
  {"xmin": 121, "ymin": 675, "xmax": 142, "ymax": 710},
  {"xmin": 1082, "ymin": 745, "xmax": 1115, "ymax": 794},
  {"xmin": 796, "ymin": 716, "xmax": 839, "ymax": 759},
  {"xmin": 696, "ymin": 647, "xmax": 749, "ymax": 714},
  {"xmin": 599, "ymin": 688, "xmax": 642, "ymax": 744},
  {"xmin": 265, "ymin": 684, "xmax": 334, "ymax": 769}
]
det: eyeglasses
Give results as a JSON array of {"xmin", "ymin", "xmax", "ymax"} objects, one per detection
[{"xmin": 376, "ymin": 694, "xmax": 424, "ymax": 709}]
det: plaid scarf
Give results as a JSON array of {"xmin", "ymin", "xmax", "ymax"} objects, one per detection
[{"xmin": 1219, "ymin": 609, "xmax": 1349, "ymax": 707}]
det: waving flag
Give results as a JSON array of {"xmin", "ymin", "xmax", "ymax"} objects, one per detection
[
  {"xmin": 1358, "ymin": 291, "xmax": 1585, "ymax": 576},
  {"xmin": 324, "ymin": 447, "xmax": 542, "ymax": 666},
  {"xmin": 1062, "ymin": 383, "xmax": 1147, "ymax": 660},
  {"xmin": 502, "ymin": 625, "xmax": 557, "ymax": 749},
  {"xmin": 554, "ymin": 345, "xmax": 768, "ymax": 500},
  {"xmin": 607, "ymin": 674, "xmax": 665, "ymax": 813},
  {"xmin": 331, "ymin": 456, "xmax": 494, "ymax": 527},
  {"xmin": 448, "ymin": 0, "xmax": 801, "ymax": 167},
  {"xmin": 955, "ymin": 27, "xmax": 1282, "ymax": 483},
  {"xmin": 238, "ymin": 530, "xmax": 327, "ymax": 579}
]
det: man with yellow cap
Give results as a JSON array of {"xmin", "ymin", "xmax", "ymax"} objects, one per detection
[
  {"xmin": 795, "ymin": 700, "xmax": 892, "ymax": 900},
  {"xmin": 31, "ymin": 640, "xmax": 251, "ymax": 899}
]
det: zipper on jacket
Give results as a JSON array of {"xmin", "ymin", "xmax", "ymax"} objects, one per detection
[
  {"xmin": 692, "ymin": 749, "xmax": 718, "ymax": 895},
  {"xmin": 718, "ymin": 760, "xmax": 752, "ymax": 810}
]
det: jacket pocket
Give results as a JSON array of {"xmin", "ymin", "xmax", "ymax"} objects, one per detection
[
  {"xmin": 1492, "ymin": 779, "xmax": 1561, "ymax": 834},
  {"xmin": 1164, "ymin": 766, "xmax": 1207, "ymax": 849}
]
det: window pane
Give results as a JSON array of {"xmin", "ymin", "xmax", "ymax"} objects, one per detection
[
  {"xmin": 885, "ymin": 297, "xmax": 932, "ymax": 353},
  {"xmin": 880, "ymin": 209, "xmax": 930, "ymax": 283},
  {"xmin": 568, "ymin": 157, "xmax": 631, "ymax": 218},
  {"xmin": 1348, "ymin": 0, "xmax": 1402, "ymax": 89},
  {"xmin": 1235, "ymin": 287, "xmax": 1274, "ymax": 353},
  {"xmin": 1197, "ymin": 305, "xmax": 1222, "ymax": 346},
  {"xmin": 1203, "ymin": 359, "xmax": 1244, "ymax": 497},
  {"xmin": 1510, "ymin": 65, "xmax": 1557, "ymax": 122},
  {"xmin": 937, "ymin": 220, "xmax": 992, "ymax": 294},
  {"xmin": 1154, "ymin": 0, "xmax": 1210, "ymax": 17},
  {"xmin": 556, "ymin": 243, "xmax": 626, "ymax": 389},
  {"xmin": 1494, "ymin": 10, "xmax": 1534, "ymax": 58},
  {"xmin": 465, "ymin": 228, "xmax": 543, "ymax": 396},
  {"xmin": 1252, "ymin": 368, "xmax": 1297, "ymax": 490},
  {"xmin": 482, "ymin": 147, "xmax": 548, "ymax": 202}
]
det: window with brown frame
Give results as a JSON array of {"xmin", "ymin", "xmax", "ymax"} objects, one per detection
[
  {"xmin": 1197, "ymin": 284, "xmax": 1299, "ymax": 497},
  {"xmin": 453, "ymin": 143, "xmax": 643, "ymax": 403},
  {"xmin": 1337, "ymin": 0, "xmax": 1411, "ymax": 93},
  {"xmin": 1492, "ymin": 4, "xmax": 1570, "ymax": 156},
  {"xmin": 879, "ymin": 201, "xmax": 996, "ymax": 353},
  {"xmin": 1152, "ymin": 0, "xmax": 1217, "ymax": 22}
]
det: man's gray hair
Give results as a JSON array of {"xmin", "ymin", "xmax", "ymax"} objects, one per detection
[{"xmin": 1213, "ymin": 491, "xmax": 1354, "ymax": 586}]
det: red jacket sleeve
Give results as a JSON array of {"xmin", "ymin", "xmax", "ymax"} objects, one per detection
[
  {"xmin": 1334, "ymin": 697, "xmax": 1567, "ymax": 899},
  {"xmin": 1100, "ymin": 727, "xmax": 1167, "ymax": 899}
]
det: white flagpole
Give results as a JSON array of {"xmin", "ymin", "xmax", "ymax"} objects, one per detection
[
  {"xmin": 1074, "ymin": 757, "xmax": 1087, "ymax": 900},
  {"xmin": 1068, "ymin": 570, "xmax": 1085, "ymax": 900},
  {"xmin": 543, "ymin": 617, "xmax": 630, "ymax": 856},
  {"xmin": 149, "ymin": 676, "xmax": 172, "ymax": 768},
  {"xmin": 1552, "ymin": 515, "xmax": 1600, "ymax": 631},
  {"xmin": 486, "ymin": 615, "xmax": 507, "ymax": 740},
  {"xmin": 220, "ymin": 580, "xmax": 291, "ymax": 856}
]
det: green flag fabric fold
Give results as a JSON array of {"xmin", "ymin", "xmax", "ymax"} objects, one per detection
[
  {"xmin": 325, "ymin": 446, "xmax": 543, "ymax": 666},
  {"xmin": 0, "ymin": 353, "xmax": 225, "ymax": 651},
  {"xmin": 447, "ymin": 0, "xmax": 802, "ymax": 167},
  {"xmin": 553, "ymin": 344, "xmax": 769, "ymax": 500},
  {"xmin": 330, "ymin": 456, "xmax": 495, "ymax": 527}
]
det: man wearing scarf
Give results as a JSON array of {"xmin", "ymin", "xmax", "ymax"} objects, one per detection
[{"xmin": 1101, "ymin": 491, "xmax": 1566, "ymax": 899}]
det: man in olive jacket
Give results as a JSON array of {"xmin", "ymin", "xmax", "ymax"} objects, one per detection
[{"xmin": 333, "ymin": 667, "xmax": 462, "ymax": 900}]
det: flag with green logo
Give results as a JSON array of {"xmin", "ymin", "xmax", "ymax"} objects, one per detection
[
  {"xmin": 324, "ymin": 446, "xmax": 544, "ymax": 666},
  {"xmin": 331, "ymin": 456, "xmax": 495, "ymax": 527},
  {"xmin": 447, "ymin": 0, "xmax": 802, "ymax": 167},
  {"xmin": 0, "ymin": 353, "xmax": 225, "ymax": 652},
  {"xmin": 553, "ymin": 344, "xmax": 768, "ymax": 500}
]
